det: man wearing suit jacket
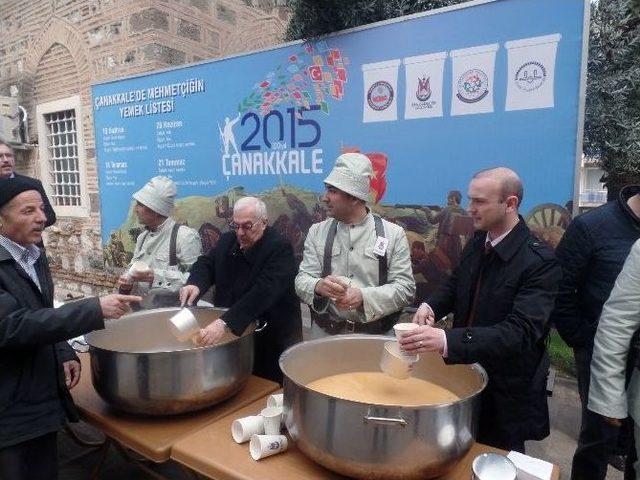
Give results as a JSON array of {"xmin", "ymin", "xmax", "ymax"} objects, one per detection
[
  {"xmin": 403, "ymin": 167, "xmax": 561, "ymax": 452},
  {"xmin": 0, "ymin": 176, "xmax": 140, "ymax": 480},
  {"xmin": 180, "ymin": 196, "xmax": 302, "ymax": 383},
  {"xmin": 589, "ymin": 238, "xmax": 640, "ymax": 478},
  {"xmin": 0, "ymin": 139, "xmax": 56, "ymax": 227}
]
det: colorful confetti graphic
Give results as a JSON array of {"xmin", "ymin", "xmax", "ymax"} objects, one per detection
[{"xmin": 238, "ymin": 42, "xmax": 349, "ymax": 117}]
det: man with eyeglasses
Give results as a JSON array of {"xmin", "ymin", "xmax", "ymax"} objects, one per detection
[
  {"xmin": 295, "ymin": 153, "xmax": 415, "ymax": 338},
  {"xmin": 180, "ymin": 196, "xmax": 302, "ymax": 383},
  {"xmin": 0, "ymin": 138, "xmax": 56, "ymax": 228}
]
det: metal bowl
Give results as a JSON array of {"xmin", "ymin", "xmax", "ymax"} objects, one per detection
[
  {"xmin": 85, "ymin": 307, "xmax": 254, "ymax": 415},
  {"xmin": 280, "ymin": 334, "xmax": 487, "ymax": 479}
]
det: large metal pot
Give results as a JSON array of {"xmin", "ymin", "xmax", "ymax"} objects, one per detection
[
  {"xmin": 85, "ymin": 307, "xmax": 254, "ymax": 415},
  {"xmin": 280, "ymin": 335, "xmax": 487, "ymax": 479}
]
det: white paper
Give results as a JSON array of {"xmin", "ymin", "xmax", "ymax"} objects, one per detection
[
  {"xmin": 505, "ymin": 34, "xmax": 561, "ymax": 111},
  {"xmin": 362, "ymin": 59, "xmax": 401, "ymax": 123},
  {"xmin": 450, "ymin": 43, "xmax": 499, "ymax": 116},
  {"xmin": 507, "ymin": 450, "xmax": 553, "ymax": 480},
  {"xmin": 403, "ymin": 52, "xmax": 447, "ymax": 119}
]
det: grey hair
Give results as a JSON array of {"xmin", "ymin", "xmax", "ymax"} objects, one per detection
[
  {"xmin": 0, "ymin": 137, "xmax": 12, "ymax": 151},
  {"xmin": 234, "ymin": 196, "xmax": 268, "ymax": 220}
]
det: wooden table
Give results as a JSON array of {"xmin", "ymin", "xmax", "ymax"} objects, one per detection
[
  {"xmin": 71, "ymin": 353, "xmax": 279, "ymax": 463},
  {"xmin": 172, "ymin": 395, "xmax": 561, "ymax": 480}
]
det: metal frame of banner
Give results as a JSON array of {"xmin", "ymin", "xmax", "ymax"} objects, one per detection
[{"xmin": 572, "ymin": 0, "xmax": 592, "ymax": 217}]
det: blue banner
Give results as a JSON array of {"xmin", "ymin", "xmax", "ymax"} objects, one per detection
[{"xmin": 93, "ymin": 0, "xmax": 587, "ymax": 278}]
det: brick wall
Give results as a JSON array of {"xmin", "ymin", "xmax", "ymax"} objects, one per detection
[{"xmin": 0, "ymin": 0, "xmax": 289, "ymax": 298}]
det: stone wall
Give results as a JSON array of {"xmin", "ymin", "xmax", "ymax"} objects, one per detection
[{"xmin": 0, "ymin": 0, "xmax": 289, "ymax": 299}]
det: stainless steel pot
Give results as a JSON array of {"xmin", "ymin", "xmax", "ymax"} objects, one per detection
[
  {"xmin": 280, "ymin": 334, "xmax": 487, "ymax": 479},
  {"xmin": 85, "ymin": 307, "xmax": 255, "ymax": 415}
]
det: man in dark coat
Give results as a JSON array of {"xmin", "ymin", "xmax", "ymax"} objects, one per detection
[
  {"xmin": 0, "ymin": 139, "xmax": 56, "ymax": 227},
  {"xmin": 553, "ymin": 185, "xmax": 640, "ymax": 479},
  {"xmin": 180, "ymin": 196, "xmax": 302, "ymax": 384},
  {"xmin": 400, "ymin": 167, "xmax": 561, "ymax": 452},
  {"xmin": 0, "ymin": 176, "xmax": 140, "ymax": 480}
]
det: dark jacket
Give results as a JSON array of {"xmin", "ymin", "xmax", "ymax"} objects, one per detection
[
  {"xmin": 187, "ymin": 227, "xmax": 302, "ymax": 383},
  {"xmin": 427, "ymin": 218, "xmax": 561, "ymax": 448},
  {"xmin": 552, "ymin": 186, "xmax": 640, "ymax": 348},
  {"xmin": 13, "ymin": 173, "xmax": 57, "ymax": 228},
  {"xmin": 0, "ymin": 244, "xmax": 104, "ymax": 448}
]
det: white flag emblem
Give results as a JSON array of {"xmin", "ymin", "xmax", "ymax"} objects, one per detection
[
  {"xmin": 505, "ymin": 34, "xmax": 561, "ymax": 111},
  {"xmin": 450, "ymin": 44, "xmax": 499, "ymax": 116},
  {"xmin": 362, "ymin": 59, "xmax": 401, "ymax": 123},
  {"xmin": 403, "ymin": 52, "xmax": 447, "ymax": 120}
]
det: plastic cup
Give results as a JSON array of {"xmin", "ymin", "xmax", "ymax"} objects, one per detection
[
  {"xmin": 266, "ymin": 393, "xmax": 284, "ymax": 408},
  {"xmin": 249, "ymin": 434, "xmax": 288, "ymax": 460},
  {"xmin": 167, "ymin": 308, "xmax": 200, "ymax": 342},
  {"xmin": 380, "ymin": 341, "xmax": 418, "ymax": 379},
  {"xmin": 129, "ymin": 261, "xmax": 150, "ymax": 275},
  {"xmin": 471, "ymin": 453, "xmax": 517, "ymax": 480},
  {"xmin": 231, "ymin": 415, "xmax": 264, "ymax": 444},
  {"xmin": 261, "ymin": 406, "xmax": 283, "ymax": 435},
  {"xmin": 393, "ymin": 322, "xmax": 420, "ymax": 360}
]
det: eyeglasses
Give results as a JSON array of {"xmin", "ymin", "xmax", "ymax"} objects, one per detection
[{"xmin": 229, "ymin": 221, "xmax": 257, "ymax": 231}]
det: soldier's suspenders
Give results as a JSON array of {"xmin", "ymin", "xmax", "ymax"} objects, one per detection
[{"xmin": 321, "ymin": 215, "xmax": 388, "ymax": 284}]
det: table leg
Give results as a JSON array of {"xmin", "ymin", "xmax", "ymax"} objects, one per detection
[
  {"xmin": 179, "ymin": 463, "xmax": 204, "ymax": 479},
  {"xmin": 64, "ymin": 424, "xmax": 106, "ymax": 447},
  {"xmin": 112, "ymin": 441, "xmax": 172, "ymax": 480},
  {"xmin": 90, "ymin": 437, "xmax": 112, "ymax": 480}
]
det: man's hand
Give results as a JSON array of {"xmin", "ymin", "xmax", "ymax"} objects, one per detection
[
  {"xmin": 180, "ymin": 285, "xmax": 201, "ymax": 307},
  {"xmin": 117, "ymin": 274, "xmax": 133, "ymax": 291},
  {"xmin": 603, "ymin": 416, "xmax": 623, "ymax": 427},
  {"xmin": 335, "ymin": 286, "xmax": 364, "ymax": 311},
  {"xmin": 129, "ymin": 269, "xmax": 154, "ymax": 284},
  {"xmin": 399, "ymin": 325, "xmax": 445, "ymax": 355},
  {"xmin": 314, "ymin": 275, "xmax": 348, "ymax": 301},
  {"xmin": 413, "ymin": 303, "xmax": 435, "ymax": 326},
  {"xmin": 99, "ymin": 294, "xmax": 143, "ymax": 319},
  {"xmin": 63, "ymin": 360, "xmax": 81, "ymax": 389},
  {"xmin": 195, "ymin": 319, "xmax": 227, "ymax": 347}
]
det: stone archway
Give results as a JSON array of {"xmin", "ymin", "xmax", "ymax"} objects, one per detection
[{"xmin": 24, "ymin": 16, "xmax": 91, "ymax": 84}]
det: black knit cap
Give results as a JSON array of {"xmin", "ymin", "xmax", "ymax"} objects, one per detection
[{"xmin": 0, "ymin": 176, "xmax": 41, "ymax": 210}]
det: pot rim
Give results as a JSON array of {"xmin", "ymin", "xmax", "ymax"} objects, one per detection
[
  {"xmin": 280, "ymin": 334, "xmax": 488, "ymax": 410},
  {"xmin": 85, "ymin": 306, "xmax": 254, "ymax": 355}
]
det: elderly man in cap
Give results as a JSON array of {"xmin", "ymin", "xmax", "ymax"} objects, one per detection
[
  {"xmin": 0, "ymin": 176, "xmax": 140, "ymax": 480},
  {"xmin": 0, "ymin": 138, "xmax": 56, "ymax": 227},
  {"xmin": 118, "ymin": 176, "xmax": 202, "ymax": 301},
  {"xmin": 295, "ymin": 153, "xmax": 415, "ymax": 338},
  {"xmin": 180, "ymin": 197, "xmax": 302, "ymax": 383}
]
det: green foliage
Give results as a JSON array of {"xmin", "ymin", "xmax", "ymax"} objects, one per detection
[
  {"xmin": 584, "ymin": 0, "xmax": 640, "ymax": 186},
  {"xmin": 285, "ymin": 0, "xmax": 467, "ymax": 41},
  {"xmin": 548, "ymin": 329, "xmax": 576, "ymax": 378}
]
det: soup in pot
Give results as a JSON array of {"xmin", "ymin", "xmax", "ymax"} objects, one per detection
[{"xmin": 306, "ymin": 371, "xmax": 460, "ymax": 406}]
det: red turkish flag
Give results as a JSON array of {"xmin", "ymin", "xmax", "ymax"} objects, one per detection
[
  {"xmin": 308, "ymin": 65, "xmax": 323, "ymax": 82},
  {"xmin": 366, "ymin": 152, "xmax": 388, "ymax": 203}
]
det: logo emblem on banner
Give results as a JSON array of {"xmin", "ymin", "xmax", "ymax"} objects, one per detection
[
  {"xmin": 367, "ymin": 81, "xmax": 394, "ymax": 111},
  {"xmin": 416, "ymin": 76, "xmax": 432, "ymax": 102},
  {"xmin": 456, "ymin": 69, "xmax": 489, "ymax": 104},
  {"xmin": 515, "ymin": 61, "xmax": 547, "ymax": 91}
]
